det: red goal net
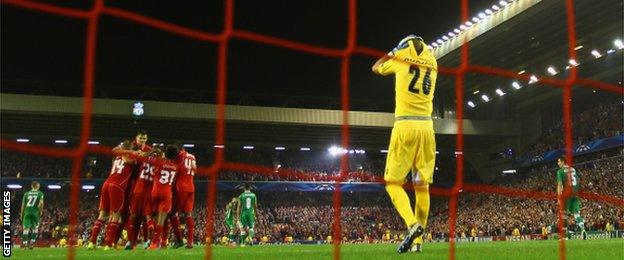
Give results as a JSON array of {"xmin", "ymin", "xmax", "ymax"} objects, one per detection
[{"xmin": 1, "ymin": 0, "xmax": 622, "ymax": 259}]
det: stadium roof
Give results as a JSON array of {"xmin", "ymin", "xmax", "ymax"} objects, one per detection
[
  {"xmin": 0, "ymin": 94, "xmax": 515, "ymax": 151},
  {"xmin": 434, "ymin": 0, "xmax": 623, "ymax": 119}
]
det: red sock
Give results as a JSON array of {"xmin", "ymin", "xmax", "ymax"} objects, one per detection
[
  {"xmin": 104, "ymin": 222, "xmax": 120, "ymax": 247},
  {"xmin": 185, "ymin": 216, "xmax": 194, "ymax": 245},
  {"xmin": 152, "ymin": 225, "xmax": 163, "ymax": 246},
  {"xmin": 89, "ymin": 219, "xmax": 105, "ymax": 244},
  {"xmin": 147, "ymin": 219, "xmax": 155, "ymax": 241},
  {"xmin": 132, "ymin": 218, "xmax": 141, "ymax": 243},
  {"xmin": 113, "ymin": 220, "xmax": 124, "ymax": 246},
  {"xmin": 141, "ymin": 220, "xmax": 148, "ymax": 242},
  {"xmin": 170, "ymin": 215, "xmax": 182, "ymax": 242},
  {"xmin": 162, "ymin": 221, "xmax": 170, "ymax": 244},
  {"xmin": 127, "ymin": 218, "xmax": 137, "ymax": 246}
]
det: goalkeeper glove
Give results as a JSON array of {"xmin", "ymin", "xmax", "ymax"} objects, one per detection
[{"xmin": 392, "ymin": 34, "xmax": 423, "ymax": 54}]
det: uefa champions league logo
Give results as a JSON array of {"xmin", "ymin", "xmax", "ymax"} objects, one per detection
[
  {"xmin": 575, "ymin": 144, "xmax": 591, "ymax": 153},
  {"xmin": 133, "ymin": 102, "xmax": 144, "ymax": 117},
  {"xmin": 235, "ymin": 183, "xmax": 257, "ymax": 190},
  {"xmin": 314, "ymin": 184, "xmax": 335, "ymax": 191}
]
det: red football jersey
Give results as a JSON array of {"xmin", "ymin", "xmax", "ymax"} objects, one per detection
[
  {"xmin": 151, "ymin": 159, "xmax": 178, "ymax": 196},
  {"xmin": 176, "ymin": 151, "xmax": 196, "ymax": 192},
  {"xmin": 133, "ymin": 161, "xmax": 154, "ymax": 194},
  {"xmin": 112, "ymin": 141, "xmax": 151, "ymax": 195},
  {"xmin": 132, "ymin": 144, "xmax": 151, "ymax": 182},
  {"xmin": 133, "ymin": 141, "xmax": 152, "ymax": 152},
  {"xmin": 106, "ymin": 157, "xmax": 134, "ymax": 189}
]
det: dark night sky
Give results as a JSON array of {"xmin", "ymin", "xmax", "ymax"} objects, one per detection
[{"xmin": 1, "ymin": 0, "xmax": 494, "ymax": 104}]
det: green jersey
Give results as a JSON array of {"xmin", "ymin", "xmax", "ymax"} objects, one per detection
[
  {"xmin": 22, "ymin": 190, "xmax": 44, "ymax": 216},
  {"xmin": 557, "ymin": 166, "xmax": 579, "ymax": 193},
  {"xmin": 238, "ymin": 191, "xmax": 257, "ymax": 214}
]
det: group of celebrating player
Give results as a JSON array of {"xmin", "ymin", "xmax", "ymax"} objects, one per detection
[
  {"xmin": 20, "ymin": 130, "xmax": 260, "ymax": 250},
  {"xmin": 87, "ymin": 131, "xmax": 197, "ymax": 250}
]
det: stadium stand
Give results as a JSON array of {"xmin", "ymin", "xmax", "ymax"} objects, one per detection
[
  {"xmin": 428, "ymin": 153, "xmax": 624, "ymax": 240},
  {"xmin": 526, "ymin": 101, "xmax": 624, "ymax": 156},
  {"xmin": 8, "ymin": 150, "xmax": 622, "ymax": 247}
]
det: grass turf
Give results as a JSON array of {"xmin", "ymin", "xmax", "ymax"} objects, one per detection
[{"xmin": 9, "ymin": 239, "xmax": 624, "ymax": 259}]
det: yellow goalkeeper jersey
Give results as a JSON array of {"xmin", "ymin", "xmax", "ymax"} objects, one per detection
[{"xmin": 376, "ymin": 40, "xmax": 438, "ymax": 117}]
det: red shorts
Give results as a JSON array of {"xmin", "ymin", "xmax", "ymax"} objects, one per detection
[
  {"xmin": 151, "ymin": 192, "xmax": 172, "ymax": 213},
  {"xmin": 98, "ymin": 182, "xmax": 126, "ymax": 213},
  {"xmin": 130, "ymin": 192, "xmax": 152, "ymax": 216},
  {"xmin": 173, "ymin": 191, "xmax": 194, "ymax": 213}
]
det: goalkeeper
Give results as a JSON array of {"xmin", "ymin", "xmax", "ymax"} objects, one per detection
[{"xmin": 372, "ymin": 35, "xmax": 438, "ymax": 253}]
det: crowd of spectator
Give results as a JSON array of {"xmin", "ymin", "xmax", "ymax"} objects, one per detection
[
  {"xmin": 3, "ymin": 146, "xmax": 477, "ymax": 186},
  {"xmin": 526, "ymin": 101, "xmax": 623, "ymax": 157},
  {"xmin": 0, "ymin": 152, "xmax": 71, "ymax": 179},
  {"xmin": 0, "ymin": 150, "xmax": 386, "ymax": 182},
  {"xmin": 427, "ymin": 155, "xmax": 624, "ymax": 239},
  {"xmin": 204, "ymin": 192, "xmax": 404, "ymax": 243},
  {"xmin": 2, "ymin": 150, "xmax": 468, "ymax": 183},
  {"xmin": 9, "ymin": 153, "xmax": 622, "ymax": 246}
]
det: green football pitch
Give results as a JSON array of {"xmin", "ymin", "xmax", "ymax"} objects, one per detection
[{"xmin": 9, "ymin": 239, "xmax": 624, "ymax": 259}]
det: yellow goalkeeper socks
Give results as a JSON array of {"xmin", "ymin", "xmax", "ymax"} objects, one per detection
[
  {"xmin": 413, "ymin": 185, "xmax": 430, "ymax": 245},
  {"xmin": 385, "ymin": 183, "xmax": 417, "ymax": 228},
  {"xmin": 414, "ymin": 185, "xmax": 430, "ymax": 228}
]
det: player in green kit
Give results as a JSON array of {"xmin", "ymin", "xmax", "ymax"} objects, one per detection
[
  {"xmin": 224, "ymin": 197, "xmax": 238, "ymax": 244},
  {"xmin": 237, "ymin": 183, "xmax": 257, "ymax": 246},
  {"xmin": 20, "ymin": 181, "xmax": 45, "ymax": 249},
  {"xmin": 556, "ymin": 156, "xmax": 586, "ymax": 240}
]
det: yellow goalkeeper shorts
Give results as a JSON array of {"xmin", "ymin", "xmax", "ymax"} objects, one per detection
[{"xmin": 384, "ymin": 119, "xmax": 436, "ymax": 185}]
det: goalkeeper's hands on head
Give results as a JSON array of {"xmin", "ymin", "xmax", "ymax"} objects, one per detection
[{"xmin": 392, "ymin": 34, "xmax": 423, "ymax": 54}]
